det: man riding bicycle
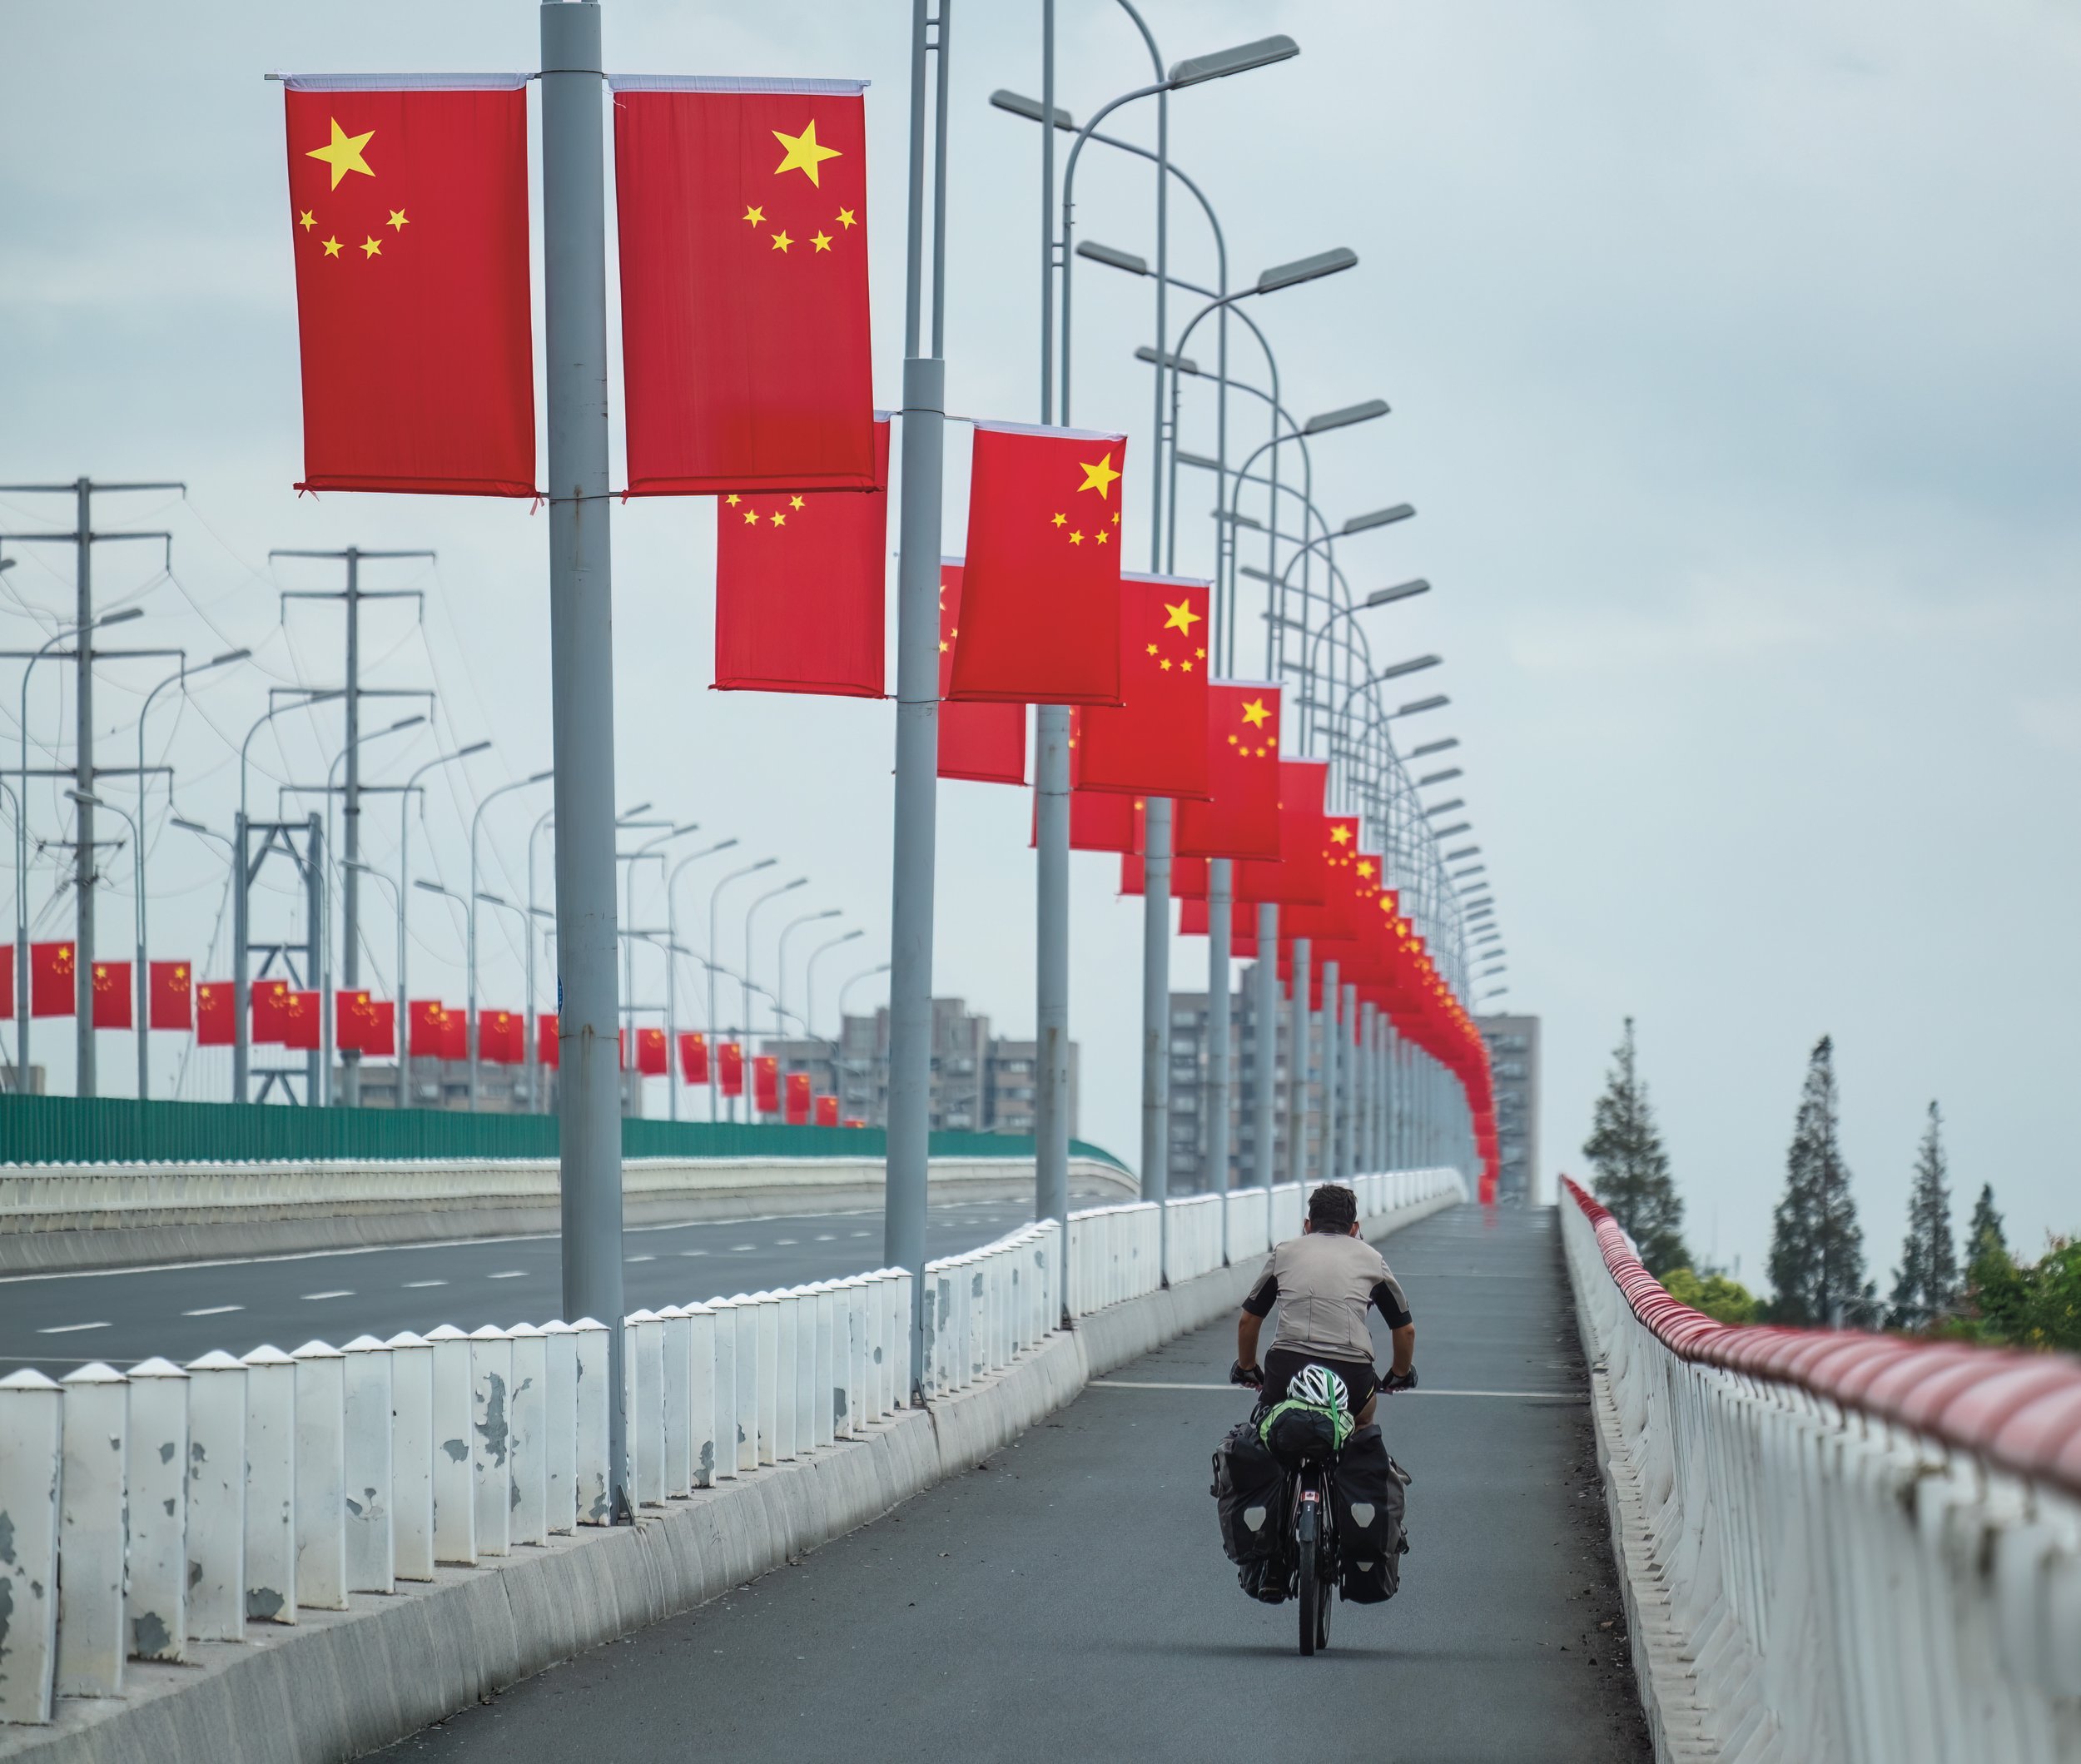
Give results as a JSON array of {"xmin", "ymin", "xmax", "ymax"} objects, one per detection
[{"xmin": 1232, "ymin": 1182, "xmax": 1416, "ymax": 1424}]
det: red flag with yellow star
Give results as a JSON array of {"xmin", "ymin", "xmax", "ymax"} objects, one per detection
[
  {"xmin": 1234, "ymin": 759, "xmax": 1329, "ymax": 907},
  {"xmin": 948, "ymin": 423, "xmax": 1125, "ymax": 706},
  {"xmin": 1075, "ymin": 573, "xmax": 1211, "ymax": 799},
  {"xmin": 150, "ymin": 962, "xmax": 192, "ymax": 1031},
  {"xmin": 91, "ymin": 962, "xmax": 132, "ymax": 1031},
  {"xmin": 784, "ymin": 1070, "xmax": 812, "ymax": 1125},
  {"xmin": 196, "ymin": 982, "xmax": 235, "ymax": 1047},
  {"xmin": 30, "ymin": 942, "xmax": 73, "ymax": 1018},
  {"xmin": 614, "ymin": 77, "xmax": 875, "ymax": 494},
  {"xmin": 1175, "ymin": 682, "xmax": 1283, "ymax": 861},
  {"xmin": 714, "ymin": 418, "xmax": 889, "ymax": 696},
  {"xmin": 937, "ymin": 561, "xmax": 1026, "ymax": 784},
  {"xmin": 281, "ymin": 77, "xmax": 534, "ymax": 496}
]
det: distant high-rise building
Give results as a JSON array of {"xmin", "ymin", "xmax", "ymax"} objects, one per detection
[
  {"xmin": 1476, "ymin": 1013, "xmax": 1541, "ymax": 1205},
  {"xmin": 1165, "ymin": 968, "xmax": 1318, "ymax": 1194}
]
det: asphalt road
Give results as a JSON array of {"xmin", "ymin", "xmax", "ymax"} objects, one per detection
[
  {"xmin": 376, "ymin": 1204, "xmax": 1651, "ymax": 1763},
  {"xmin": 0, "ymin": 1194, "xmax": 1114, "ymax": 1377}
]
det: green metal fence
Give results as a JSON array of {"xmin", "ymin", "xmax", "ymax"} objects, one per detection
[{"xmin": 0, "ymin": 1093, "xmax": 1126, "ymax": 1174}]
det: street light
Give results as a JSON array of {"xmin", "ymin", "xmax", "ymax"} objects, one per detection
[
  {"xmin": 707, "ymin": 857, "xmax": 776, "ymax": 1120},
  {"xmin": 775, "ymin": 908, "xmax": 841, "ymax": 1035},
  {"xmin": 1423, "ymin": 799, "xmax": 1465, "ymax": 818},
  {"xmin": 1367, "ymin": 579, "xmax": 1429, "ymax": 609},
  {"xmin": 396, "ymin": 739, "xmax": 492, "ymax": 1076},
  {"xmin": 743, "ymin": 877, "xmax": 807, "ymax": 1110},
  {"xmin": 1433, "ymin": 822, "xmax": 1472, "ymax": 840},
  {"xmin": 804, "ymin": 928, "xmax": 865, "ymax": 1042},
  {"xmin": 1419, "ymin": 768, "xmax": 1463, "ymax": 787},
  {"xmin": 1303, "ymin": 400, "xmax": 1389, "ymax": 436},
  {"xmin": 468, "ymin": 769, "xmax": 554, "ymax": 1110},
  {"xmin": 1445, "ymin": 844, "xmax": 1480, "ymax": 861},
  {"xmin": 1409, "ymin": 737, "xmax": 1458, "ymax": 759},
  {"xmin": 1254, "ymin": 246, "xmax": 1358, "ymax": 294},
  {"xmin": 66, "ymin": 791, "xmax": 148, "ymax": 1098},
  {"xmin": 1394, "ymin": 695, "xmax": 1449, "ymax": 718},
  {"xmin": 1167, "ymin": 35, "xmax": 1299, "ymax": 87},
  {"xmin": 1374, "ymin": 655, "xmax": 1443, "ymax": 684},
  {"xmin": 1452, "ymin": 864, "xmax": 1487, "ymax": 880},
  {"xmin": 661, "ymin": 837, "xmax": 738, "ymax": 1122},
  {"xmin": 1341, "ymin": 503, "xmax": 1415, "ymax": 535}
]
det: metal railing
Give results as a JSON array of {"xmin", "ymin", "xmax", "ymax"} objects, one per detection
[{"xmin": 1562, "ymin": 1177, "xmax": 2081, "ymax": 1764}]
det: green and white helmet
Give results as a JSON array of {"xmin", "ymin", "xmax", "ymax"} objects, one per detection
[{"xmin": 1290, "ymin": 1364, "xmax": 1350, "ymax": 1414}]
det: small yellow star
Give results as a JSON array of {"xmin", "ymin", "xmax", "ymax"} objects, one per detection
[
  {"xmin": 1113, "ymin": 512, "xmax": 1120, "ymax": 525},
  {"xmin": 1095, "ymin": 530, "xmax": 1109, "ymax": 544},
  {"xmin": 1160, "ymin": 658, "xmax": 1173, "ymax": 672},
  {"xmin": 811, "ymin": 231, "xmax": 833, "ymax": 252},
  {"xmin": 297, "ymin": 210, "xmax": 315, "ymax": 231},
  {"xmin": 772, "ymin": 119, "xmax": 843, "ymax": 185},
  {"xmin": 743, "ymin": 205, "xmax": 766, "ymax": 226},
  {"xmin": 772, "ymin": 230, "xmax": 793, "ymax": 252},
  {"xmin": 321, "ymin": 235, "xmax": 343, "ymax": 258},
  {"xmin": 1228, "ymin": 733, "xmax": 1239, "ymax": 746},
  {"xmin": 789, "ymin": 495, "xmax": 805, "ymax": 509},
  {"xmin": 1181, "ymin": 660, "xmax": 1194, "ymax": 673},
  {"xmin": 386, "ymin": 208, "xmax": 409, "ymax": 231},
  {"xmin": 770, "ymin": 511, "xmax": 787, "ymax": 526},
  {"xmin": 938, "ymin": 639, "xmax": 950, "ymax": 653},
  {"xmin": 1145, "ymin": 643, "xmax": 1159, "ymax": 657},
  {"xmin": 1050, "ymin": 512, "xmax": 1066, "ymax": 528},
  {"xmin": 836, "ymin": 206, "xmax": 857, "ymax": 229},
  {"xmin": 726, "ymin": 494, "xmax": 742, "ymax": 506},
  {"xmin": 1076, "ymin": 452, "xmax": 1121, "ymax": 499},
  {"xmin": 1196, "ymin": 648, "xmax": 1206, "ymax": 659},
  {"xmin": 360, "ymin": 235, "xmax": 382, "ymax": 258},
  {"xmin": 1268, "ymin": 737, "xmax": 1279, "ymax": 749},
  {"xmin": 1069, "ymin": 530, "xmax": 1084, "ymax": 545},
  {"xmin": 743, "ymin": 509, "xmax": 760, "ymax": 524}
]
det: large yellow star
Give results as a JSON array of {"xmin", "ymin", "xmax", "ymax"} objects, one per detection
[
  {"xmin": 1161, "ymin": 598, "xmax": 1201, "ymax": 635},
  {"xmin": 306, "ymin": 117, "xmax": 375, "ymax": 191},
  {"xmin": 1076, "ymin": 452, "xmax": 1121, "ymax": 499},
  {"xmin": 772, "ymin": 119, "xmax": 842, "ymax": 186},
  {"xmin": 1241, "ymin": 697, "xmax": 1270, "ymax": 728},
  {"xmin": 1329, "ymin": 824, "xmax": 1352, "ymax": 844}
]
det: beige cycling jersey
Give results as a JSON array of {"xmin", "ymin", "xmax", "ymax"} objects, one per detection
[{"xmin": 1243, "ymin": 1230, "xmax": 1412, "ymax": 1364}]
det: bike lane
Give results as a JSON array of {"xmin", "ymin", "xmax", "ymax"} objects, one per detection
[{"xmin": 380, "ymin": 1203, "xmax": 1650, "ymax": 1762}]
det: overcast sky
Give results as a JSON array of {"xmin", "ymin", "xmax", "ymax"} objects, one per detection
[{"xmin": 4, "ymin": 0, "xmax": 2077, "ymax": 1291}]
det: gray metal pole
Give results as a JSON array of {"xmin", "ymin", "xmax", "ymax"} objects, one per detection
[
  {"xmin": 340, "ymin": 550, "xmax": 361, "ymax": 1106},
  {"xmin": 233, "ymin": 812, "xmax": 250, "ymax": 1102},
  {"xmin": 73, "ymin": 480, "xmax": 93, "ymax": 1096},
  {"xmin": 540, "ymin": 0, "xmax": 627, "ymax": 1520},
  {"xmin": 1319, "ymin": 957, "xmax": 1338, "ymax": 1181},
  {"xmin": 1140, "ymin": 796, "xmax": 1170, "ymax": 1270},
  {"xmin": 306, "ymin": 814, "xmax": 324, "ymax": 1103},
  {"xmin": 1358, "ymin": 999, "xmax": 1375, "ymax": 1173},
  {"xmin": 887, "ymin": 0, "xmax": 950, "ymax": 1401},
  {"xmin": 1253, "ymin": 903, "xmax": 1278, "ymax": 1190},
  {"xmin": 1340, "ymin": 980, "xmax": 1358, "ymax": 1179},
  {"xmin": 1207, "ymin": 858, "xmax": 1231, "ymax": 1255},
  {"xmin": 1287, "ymin": 935, "xmax": 1310, "ymax": 1189}
]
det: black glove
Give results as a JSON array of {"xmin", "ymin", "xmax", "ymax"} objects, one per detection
[
  {"xmin": 1229, "ymin": 1359, "xmax": 1265, "ymax": 1390},
  {"xmin": 1383, "ymin": 1368, "xmax": 1418, "ymax": 1394}
]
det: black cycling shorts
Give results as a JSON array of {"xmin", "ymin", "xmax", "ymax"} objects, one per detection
[{"xmin": 1263, "ymin": 1347, "xmax": 1378, "ymax": 1415}]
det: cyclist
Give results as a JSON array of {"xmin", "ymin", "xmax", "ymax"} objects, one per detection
[{"xmin": 1231, "ymin": 1182, "xmax": 1415, "ymax": 1425}]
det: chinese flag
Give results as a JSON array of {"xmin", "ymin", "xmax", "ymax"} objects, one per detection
[
  {"xmin": 752, "ymin": 1054, "xmax": 780, "ymax": 1115},
  {"xmin": 408, "ymin": 1000, "xmax": 446, "ymax": 1059},
  {"xmin": 1176, "ymin": 683, "xmax": 1283, "ymax": 861},
  {"xmin": 1119, "ymin": 855, "xmax": 1208, "ymax": 899},
  {"xmin": 282, "ymin": 79, "xmax": 534, "ymax": 496},
  {"xmin": 284, "ymin": 991, "xmax": 322, "ymax": 1051},
  {"xmin": 150, "ymin": 962, "xmax": 193, "ymax": 1031},
  {"xmin": 784, "ymin": 1070, "xmax": 812, "ymax": 1125},
  {"xmin": 252, "ymin": 979, "xmax": 291, "ymax": 1044},
  {"xmin": 537, "ymin": 1011, "xmax": 559, "ymax": 1070},
  {"xmin": 196, "ymin": 982, "xmax": 235, "ymax": 1046},
  {"xmin": 937, "ymin": 562, "xmax": 1025, "ymax": 785},
  {"xmin": 1235, "ymin": 761, "xmax": 1329, "ymax": 907},
  {"xmin": 30, "ymin": 942, "xmax": 74, "ymax": 1018},
  {"xmin": 814, "ymin": 1094, "xmax": 838, "ymax": 1128},
  {"xmin": 442, "ymin": 1006, "xmax": 467, "ymax": 1062},
  {"xmin": 637, "ymin": 1027, "xmax": 668, "ymax": 1077},
  {"xmin": 91, "ymin": 962, "xmax": 132, "ymax": 1030},
  {"xmin": 715, "ymin": 419, "xmax": 888, "ymax": 697},
  {"xmin": 678, "ymin": 1031, "xmax": 709, "ymax": 1085},
  {"xmin": 1065, "ymin": 783, "xmax": 1143, "ymax": 855},
  {"xmin": 947, "ymin": 424, "xmax": 1125, "ymax": 706},
  {"xmin": 365, "ymin": 1001, "xmax": 397, "ymax": 1060},
  {"xmin": 0, "ymin": 943, "xmax": 12, "ymax": 1017},
  {"xmin": 1180, "ymin": 897, "xmax": 1259, "ymax": 958},
  {"xmin": 480, "ymin": 1010, "xmax": 524, "ymax": 1066},
  {"xmin": 1075, "ymin": 574, "xmax": 1212, "ymax": 799},
  {"xmin": 718, "ymin": 1041, "xmax": 745, "ymax": 1098},
  {"xmin": 335, "ymin": 990, "xmax": 372, "ymax": 1053},
  {"xmin": 614, "ymin": 78, "xmax": 874, "ymax": 494}
]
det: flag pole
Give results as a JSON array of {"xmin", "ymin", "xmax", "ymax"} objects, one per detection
[
  {"xmin": 885, "ymin": 0, "xmax": 951, "ymax": 1404},
  {"xmin": 539, "ymin": 0, "xmax": 628, "ymax": 1521}
]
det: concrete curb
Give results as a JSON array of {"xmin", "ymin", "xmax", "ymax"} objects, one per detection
[{"xmin": 0, "ymin": 1194, "xmax": 1456, "ymax": 1763}]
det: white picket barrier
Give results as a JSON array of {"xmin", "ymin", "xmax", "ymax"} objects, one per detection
[{"xmin": 0, "ymin": 1170, "xmax": 1463, "ymax": 1727}]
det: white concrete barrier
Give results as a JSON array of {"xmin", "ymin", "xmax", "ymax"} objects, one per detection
[
  {"xmin": 0, "ymin": 1369, "xmax": 63, "ymax": 1723},
  {"xmin": 341, "ymin": 1335, "xmax": 395, "ymax": 1593},
  {"xmin": 124, "ymin": 1358, "xmax": 187, "ymax": 1662},
  {"xmin": 181, "ymin": 1351, "xmax": 245, "ymax": 1641},
  {"xmin": 384, "ymin": 1330, "xmax": 435, "ymax": 1578},
  {"xmin": 539, "ymin": 1321, "xmax": 579, "ymax": 1531},
  {"xmin": 508, "ymin": 1324, "xmax": 548, "ymax": 1546},
  {"xmin": 290, "ymin": 1340, "xmax": 348, "ymax": 1611},
  {"xmin": 57, "ymin": 1364, "xmax": 126, "ymax": 1697},
  {"xmin": 240, "ymin": 1346, "xmax": 296, "ymax": 1626},
  {"xmin": 424, "ymin": 1325, "xmax": 475, "ymax": 1566}
]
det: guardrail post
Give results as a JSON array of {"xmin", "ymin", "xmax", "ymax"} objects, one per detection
[
  {"xmin": 794, "ymin": 1290, "xmax": 818, "ymax": 1451},
  {"xmin": 125, "ymin": 1357, "xmax": 188, "ymax": 1662},
  {"xmin": 181, "ymin": 1350, "xmax": 245, "ymax": 1642},
  {"xmin": 777, "ymin": 1293, "xmax": 804, "ymax": 1461},
  {"xmin": 58, "ymin": 1363, "xmax": 129, "ymax": 1696},
  {"xmin": 571, "ymin": 1317, "xmax": 611, "ymax": 1523},
  {"xmin": 810, "ymin": 1285, "xmax": 835, "ymax": 1449},
  {"xmin": 657, "ymin": 1306, "xmax": 691, "ymax": 1497},
  {"xmin": 728, "ymin": 1297, "xmax": 758, "ymax": 1472},
  {"xmin": 686, "ymin": 1304, "xmax": 716, "ymax": 1487},
  {"xmin": 340, "ymin": 1336, "xmax": 395, "ymax": 1593},
  {"xmin": 469, "ymin": 1325, "xmax": 514, "ymax": 1553},
  {"xmin": 423, "ymin": 1324, "xmax": 477, "ymax": 1563},
  {"xmin": 291, "ymin": 1341, "xmax": 349, "ymax": 1612},
  {"xmin": 704, "ymin": 1299, "xmax": 739, "ymax": 1478},
  {"xmin": 752, "ymin": 1294, "xmax": 779, "ymax": 1464},
  {"xmin": 837, "ymin": 1282, "xmax": 863, "ymax": 1438},
  {"xmin": 241, "ymin": 1345, "xmax": 297, "ymax": 1624},
  {"xmin": 539, "ymin": 1320, "xmax": 579, "ymax": 1530},
  {"xmin": 383, "ymin": 1330, "xmax": 435, "ymax": 1578},
  {"xmin": 0, "ymin": 1369, "xmax": 62, "ymax": 1722},
  {"xmin": 508, "ymin": 1324, "xmax": 548, "ymax": 1545},
  {"xmin": 623, "ymin": 1310, "xmax": 663, "ymax": 1504}
]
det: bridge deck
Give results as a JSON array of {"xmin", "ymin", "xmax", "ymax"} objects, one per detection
[{"xmin": 380, "ymin": 1205, "xmax": 1650, "ymax": 1762}]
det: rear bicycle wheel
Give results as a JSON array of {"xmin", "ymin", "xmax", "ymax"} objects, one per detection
[
  {"xmin": 1296, "ymin": 1503, "xmax": 1319, "ymax": 1657},
  {"xmin": 1314, "ymin": 1547, "xmax": 1334, "ymax": 1651}
]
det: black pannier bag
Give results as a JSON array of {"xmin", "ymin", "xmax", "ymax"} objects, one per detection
[
  {"xmin": 1212, "ymin": 1419, "xmax": 1289, "ymax": 1601},
  {"xmin": 1330, "ymin": 1424, "xmax": 1410, "ymax": 1603}
]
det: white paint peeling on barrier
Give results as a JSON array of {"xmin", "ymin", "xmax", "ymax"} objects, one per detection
[
  {"xmin": 423, "ymin": 1326, "xmax": 475, "ymax": 1565},
  {"xmin": 180, "ymin": 1351, "xmax": 245, "ymax": 1642},
  {"xmin": 290, "ymin": 1341, "xmax": 349, "ymax": 1612},
  {"xmin": 340, "ymin": 1336, "xmax": 395, "ymax": 1594},
  {"xmin": 239, "ymin": 1346, "xmax": 296, "ymax": 1627},
  {"xmin": 123, "ymin": 1358, "xmax": 187, "ymax": 1664},
  {"xmin": 506, "ymin": 1325, "xmax": 548, "ymax": 1548}
]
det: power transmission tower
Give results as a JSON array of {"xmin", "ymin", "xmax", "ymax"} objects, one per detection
[
  {"xmin": 270, "ymin": 547, "xmax": 432, "ymax": 1106},
  {"xmin": 0, "ymin": 478, "xmax": 183, "ymax": 1095}
]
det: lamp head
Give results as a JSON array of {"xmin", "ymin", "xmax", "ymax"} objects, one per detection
[
  {"xmin": 1169, "ymin": 35, "xmax": 1299, "ymax": 88},
  {"xmin": 1255, "ymin": 246, "xmax": 1356, "ymax": 295}
]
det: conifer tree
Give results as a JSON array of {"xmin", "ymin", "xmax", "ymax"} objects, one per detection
[
  {"xmin": 1767, "ymin": 1036, "xmax": 1875, "ymax": 1325},
  {"xmin": 1886, "ymin": 1101, "xmax": 1958, "ymax": 1329},
  {"xmin": 1967, "ymin": 1183, "xmax": 2007, "ymax": 1270},
  {"xmin": 1582, "ymin": 1017, "xmax": 1690, "ymax": 1275}
]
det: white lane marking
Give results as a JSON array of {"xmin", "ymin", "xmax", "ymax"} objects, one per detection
[
  {"xmin": 850, "ymin": 1231, "xmax": 872, "ymax": 1239},
  {"xmin": 814, "ymin": 1235, "xmax": 835, "ymax": 1242},
  {"xmin": 302, "ymin": 1290, "xmax": 355, "ymax": 1301},
  {"xmin": 487, "ymin": 1271, "xmax": 525, "ymax": 1280},
  {"xmin": 37, "ymin": 1320, "xmax": 110, "ymax": 1334},
  {"xmin": 405, "ymin": 1280, "xmax": 447, "ymax": 1289},
  {"xmin": 679, "ymin": 1250, "xmax": 708, "ymax": 1258},
  {"xmin": 183, "ymin": 1304, "xmax": 244, "ymax": 1318},
  {"xmin": 1086, "ymin": 1381, "xmax": 1584, "ymax": 1400},
  {"xmin": 773, "ymin": 1239, "xmax": 797, "ymax": 1246},
  {"xmin": 729, "ymin": 1245, "xmax": 756, "ymax": 1253},
  {"xmin": 626, "ymin": 1255, "xmax": 656, "ymax": 1264}
]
